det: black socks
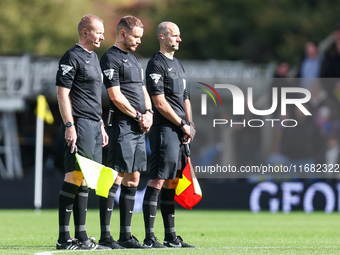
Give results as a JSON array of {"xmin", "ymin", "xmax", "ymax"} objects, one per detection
[
  {"xmin": 73, "ymin": 185, "xmax": 89, "ymax": 242},
  {"xmin": 58, "ymin": 182, "xmax": 78, "ymax": 243},
  {"xmin": 119, "ymin": 184, "xmax": 137, "ymax": 241},
  {"xmin": 99, "ymin": 183, "xmax": 119, "ymax": 241},
  {"xmin": 160, "ymin": 187, "xmax": 176, "ymax": 241},
  {"xmin": 143, "ymin": 186, "xmax": 161, "ymax": 240}
]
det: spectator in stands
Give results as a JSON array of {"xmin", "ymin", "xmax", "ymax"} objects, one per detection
[
  {"xmin": 319, "ymin": 21, "xmax": 340, "ymax": 96},
  {"xmin": 320, "ymin": 21, "xmax": 340, "ymax": 78},
  {"xmin": 297, "ymin": 41, "xmax": 323, "ymax": 90},
  {"xmin": 272, "ymin": 62, "xmax": 292, "ymax": 118},
  {"xmin": 310, "ymin": 80, "xmax": 340, "ymax": 137}
]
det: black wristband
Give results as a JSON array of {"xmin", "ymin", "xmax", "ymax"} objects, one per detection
[
  {"xmin": 134, "ymin": 110, "xmax": 142, "ymax": 122},
  {"xmin": 146, "ymin": 109, "xmax": 154, "ymax": 114}
]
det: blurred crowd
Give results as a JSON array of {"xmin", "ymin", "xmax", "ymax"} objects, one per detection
[
  {"xmin": 235, "ymin": 22, "xmax": 340, "ymax": 178},
  {"xmin": 262, "ymin": 21, "xmax": 340, "ymax": 179}
]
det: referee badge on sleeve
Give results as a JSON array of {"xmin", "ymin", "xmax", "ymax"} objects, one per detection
[
  {"xmin": 103, "ymin": 69, "xmax": 115, "ymax": 80},
  {"xmin": 60, "ymin": 65, "xmax": 73, "ymax": 75},
  {"xmin": 150, "ymin": 73, "xmax": 161, "ymax": 84}
]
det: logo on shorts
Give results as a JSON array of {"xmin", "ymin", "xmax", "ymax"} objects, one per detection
[
  {"xmin": 150, "ymin": 73, "xmax": 161, "ymax": 84},
  {"xmin": 103, "ymin": 69, "xmax": 115, "ymax": 80},
  {"xmin": 60, "ymin": 65, "xmax": 73, "ymax": 75}
]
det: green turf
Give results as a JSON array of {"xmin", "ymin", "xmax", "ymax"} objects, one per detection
[{"xmin": 0, "ymin": 209, "xmax": 339, "ymax": 254}]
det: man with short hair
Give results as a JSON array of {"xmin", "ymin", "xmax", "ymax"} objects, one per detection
[
  {"xmin": 99, "ymin": 15, "xmax": 152, "ymax": 249},
  {"xmin": 56, "ymin": 14, "xmax": 109, "ymax": 250},
  {"xmin": 142, "ymin": 21, "xmax": 196, "ymax": 248}
]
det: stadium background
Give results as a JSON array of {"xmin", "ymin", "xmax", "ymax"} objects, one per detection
[{"xmin": 1, "ymin": 0, "xmax": 340, "ymax": 214}]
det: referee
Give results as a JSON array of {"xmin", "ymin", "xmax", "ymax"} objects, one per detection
[
  {"xmin": 99, "ymin": 16, "xmax": 152, "ymax": 249},
  {"xmin": 142, "ymin": 21, "xmax": 196, "ymax": 248},
  {"xmin": 56, "ymin": 14, "xmax": 109, "ymax": 250}
]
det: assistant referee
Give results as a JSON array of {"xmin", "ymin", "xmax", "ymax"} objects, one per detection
[
  {"xmin": 56, "ymin": 14, "xmax": 109, "ymax": 250},
  {"xmin": 99, "ymin": 15, "xmax": 152, "ymax": 249},
  {"xmin": 142, "ymin": 21, "xmax": 196, "ymax": 248}
]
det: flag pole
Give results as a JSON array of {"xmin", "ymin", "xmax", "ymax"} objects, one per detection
[
  {"xmin": 34, "ymin": 114, "xmax": 44, "ymax": 210},
  {"xmin": 34, "ymin": 95, "xmax": 44, "ymax": 210}
]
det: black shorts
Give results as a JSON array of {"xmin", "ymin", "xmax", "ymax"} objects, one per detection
[
  {"xmin": 107, "ymin": 117, "xmax": 146, "ymax": 173},
  {"xmin": 148, "ymin": 124, "xmax": 187, "ymax": 180},
  {"xmin": 63, "ymin": 118, "xmax": 102, "ymax": 173}
]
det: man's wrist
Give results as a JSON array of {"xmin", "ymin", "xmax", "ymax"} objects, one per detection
[
  {"xmin": 100, "ymin": 119, "xmax": 105, "ymax": 127},
  {"xmin": 145, "ymin": 109, "xmax": 154, "ymax": 114},
  {"xmin": 65, "ymin": 122, "xmax": 74, "ymax": 128},
  {"xmin": 187, "ymin": 121, "xmax": 195, "ymax": 128},
  {"xmin": 134, "ymin": 110, "xmax": 142, "ymax": 122},
  {"xmin": 178, "ymin": 119, "xmax": 187, "ymax": 128}
]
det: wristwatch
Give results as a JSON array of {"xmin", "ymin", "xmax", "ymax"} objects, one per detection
[
  {"xmin": 134, "ymin": 110, "xmax": 142, "ymax": 122},
  {"xmin": 65, "ymin": 122, "xmax": 74, "ymax": 128},
  {"xmin": 179, "ymin": 119, "xmax": 186, "ymax": 128},
  {"xmin": 187, "ymin": 121, "xmax": 195, "ymax": 128},
  {"xmin": 146, "ymin": 109, "xmax": 154, "ymax": 114}
]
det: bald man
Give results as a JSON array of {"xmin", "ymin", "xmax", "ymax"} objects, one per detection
[{"xmin": 142, "ymin": 21, "xmax": 196, "ymax": 248}]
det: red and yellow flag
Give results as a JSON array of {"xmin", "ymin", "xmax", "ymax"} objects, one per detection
[{"xmin": 175, "ymin": 157, "xmax": 202, "ymax": 210}]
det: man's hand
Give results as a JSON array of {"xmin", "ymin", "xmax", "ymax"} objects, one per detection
[
  {"xmin": 182, "ymin": 124, "xmax": 196, "ymax": 144},
  {"xmin": 65, "ymin": 126, "xmax": 77, "ymax": 153},
  {"xmin": 140, "ymin": 112, "xmax": 153, "ymax": 133},
  {"xmin": 101, "ymin": 125, "xmax": 109, "ymax": 147}
]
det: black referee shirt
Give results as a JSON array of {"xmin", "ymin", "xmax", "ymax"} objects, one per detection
[
  {"xmin": 100, "ymin": 46, "xmax": 145, "ymax": 116},
  {"xmin": 146, "ymin": 52, "xmax": 188, "ymax": 126},
  {"xmin": 55, "ymin": 44, "xmax": 102, "ymax": 121}
]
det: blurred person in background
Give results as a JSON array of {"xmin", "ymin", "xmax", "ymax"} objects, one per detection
[
  {"xmin": 55, "ymin": 14, "xmax": 109, "ymax": 250},
  {"xmin": 297, "ymin": 41, "xmax": 323, "ymax": 90},
  {"xmin": 320, "ymin": 21, "xmax": 340, "ymax": 78},
  {"xmin": 309, "ymin": 81, "xmax": 340, "ymax": 138},
  {"xmin": 320, "ymin": 21, "xmax": 340, "ymax": 97},
  {"xmin": 272, "ymin": 62, "xmax": 292, "ymax": 118}
]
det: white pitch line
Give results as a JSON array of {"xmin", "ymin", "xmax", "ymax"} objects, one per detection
[
  {"xmin": 34, "ymin": 246, "xmax": 340, "ymax": 254},
  {"xmin": 35, "ymin": 251, "xmax": 95, "ymax": 255}
]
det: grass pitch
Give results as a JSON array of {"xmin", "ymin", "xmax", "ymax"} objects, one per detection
[{"xmin": 0, "ymin": 209, "xmax": 339, "ymax": 254}]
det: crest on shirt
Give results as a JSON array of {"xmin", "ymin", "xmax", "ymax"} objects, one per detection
[
  {"xmin": 149, "ymin": 73, "xmax": 161, "ymax": 84},
  {"xmin": 60, "ymin": 65, "xmax": 73, "ymax": 75},
  {"xmin": 103, "ymin": 69, "xmax": 115, "ymax": 80}
]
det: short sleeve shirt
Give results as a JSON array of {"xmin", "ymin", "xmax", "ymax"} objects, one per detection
[
  {"xmin": 55, "ymin": 44, "xmax": 102, "ymax": 121},
  {"xmin": 146, "ymin": 52, "xmax": 188, "ymax": 126},
  {"xmin": 100, "ymin": 46, "xmax": 145, "ymax": 116}
]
